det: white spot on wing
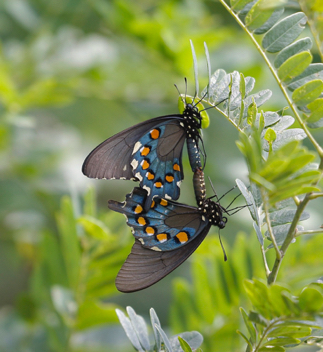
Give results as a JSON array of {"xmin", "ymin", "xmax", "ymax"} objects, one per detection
[
  {"xmin": 132, "ymin": 141, "xmax": 142, "ymax": 154},
  {"xmin": 120, "ymin": 177, "xmax": 126, "ymax": 180},
  {"xmin": 151, "ymin": 246, "xmax": 162, "ymax": 251},
  {"xmin": 143, "ymin": 185, "xmax": 151, "ymax": 195},
  {"xmin": 165, "ymin": 194, "xmax": 172, "ymax": 200},
  {"xmin": 131, "ymin": 158, "xmax": 139, "ymax": 170},
  {"xmin": 202, "ymin": 215, "xmax": 206, "ymax": 221},
  {"xmin": 177, "ymin": 181, "xmax": 182, "ymax": 187},
  {"xmin": 123, "ymin": 165, "xmax": 127, "ymax": 171},
  {"xmin": 135, "ymin": 172, "xmax": 143, "ymax": 181},
  {"xmin": 139, "ymin": 238, "xmax": 145, "ymax": 244},
  {"xmin": 130, "ymin": 227, "xmax": 135, "ymax": 234}
]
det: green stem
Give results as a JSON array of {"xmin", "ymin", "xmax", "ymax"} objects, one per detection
[
  {"xmin": 296, "ymin": 228, "xmax": 323, "ymax": 237},
  {"xmin": 267, "ymin": 193, "xmax": 311, "ymax": 284},
  {"xmin": 219, "ymin": 0, "xmax": 323, "ymax": 158}
]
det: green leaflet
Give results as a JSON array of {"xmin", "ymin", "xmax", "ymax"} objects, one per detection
[
  {"xmin": 292, "ymin": 79, "xmax": 323, "ymax": 106},
  {"xmin": 262, "ymin": 12, "xmax": 307, "ymax": 53},
  {"xmin": 277, "ymin": 51, "xmax": 312, "ymax": 82},
  {"xmin": 274, "ymin": 38, "xmax": 313, "ymax": 69}
]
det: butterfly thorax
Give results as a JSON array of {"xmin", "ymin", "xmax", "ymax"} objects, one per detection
[
  {"xmin": 181, "ymin": 104, "xmax": 202, "ymax": 141},
  {"xmin": 199, "ymin": 198, "xmax": 227, "ymax": 229}
]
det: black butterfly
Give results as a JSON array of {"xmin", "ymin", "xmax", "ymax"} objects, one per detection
[
  {"xmin": 82, "ymin": 94, "xmax": 208, "ymax": 210},
  {"xmin": 108, "ymin": 168, "xmax": 234, "ymax": 293}
]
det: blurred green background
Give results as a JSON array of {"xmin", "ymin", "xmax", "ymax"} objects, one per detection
[{"xmin": 1, "ymin": 0, "xmax": 323, "ymax": 351}]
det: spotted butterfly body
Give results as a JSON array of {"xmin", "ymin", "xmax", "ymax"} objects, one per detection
[
  {"xmin": 108, "ymin": 168, "xmax": 227, "ymax": 292},
  {"xmin": 82, "ymin": 101, "xmax": 204, "ymax": 210}
]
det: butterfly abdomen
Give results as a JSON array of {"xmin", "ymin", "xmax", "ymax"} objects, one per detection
[{"xmin": 193, "ymin": 167, "xmax": 206, "ymax": 207}]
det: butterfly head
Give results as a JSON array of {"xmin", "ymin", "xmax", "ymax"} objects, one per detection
[{"xmin": 200, "ymin": 198, "xmax": 227, "ymax": 229}]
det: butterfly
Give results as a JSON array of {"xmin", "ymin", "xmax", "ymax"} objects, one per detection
[
  {"xmin": 108, "ymin": 168, "xmax": 231, "ymax": 293},
  {"xmin": 82, "ymin": 93, "xmax": 209, "ymax": 210}
]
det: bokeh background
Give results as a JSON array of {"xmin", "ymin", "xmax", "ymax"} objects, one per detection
[{"xmin": 1, "ymin": 0, "xmax": 322, "ymax": 351}]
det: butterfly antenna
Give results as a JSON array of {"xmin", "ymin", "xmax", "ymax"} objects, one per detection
[
  {"xmin": 174, "ymin": 83, "xmax": 185, "ymax": 105},
  {"xmin": 200, "ymin": 96, "xmax": 230, "ymax": 113},
  {"xmin": 219, "ymin": 231, "xmax": 227, "ymax": 261},
  {"xmin": 208, "ymin": 176, "xmax": 220, "ymax": 202},
  {"xmin": 193, "ymin": 90, "xmax": 208, "ymax": 109}
]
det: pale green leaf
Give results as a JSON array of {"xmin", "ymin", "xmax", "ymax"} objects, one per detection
[
  {"xmin": 274, "ymin": 37, "xmax": 312, "ymax": 68},
  {"xmin": 292, "ymin": 79, "xmax": 323, "ymax": 106},
  {"xmin": 277, "ymin": 51, "xmax": 312, "ymax": 82},
  {"xmin": 262, "ymin": 12, "xmax": 307, "ymax": 53},
  {"xmin": 254, "ymin": 7, "xmax": 284, "ymax": 35}
]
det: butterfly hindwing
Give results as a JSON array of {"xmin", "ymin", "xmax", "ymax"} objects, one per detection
[
  {"xmin": 108, "ymin": 187, "xmax": 209, "ymax": 252},
  {"xmin": 114, "ymin": 230, "xmax": 210, "ymax": 292}
]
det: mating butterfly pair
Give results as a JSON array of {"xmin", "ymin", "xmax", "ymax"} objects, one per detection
[{"xmin": 82, "ymin": 93, "xmax": 229, "ymax": 292}]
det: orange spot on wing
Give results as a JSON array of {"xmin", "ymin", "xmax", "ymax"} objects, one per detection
[
  {"xmin": 173, "ymin": 163, "xmax": 181, "ymax": 171},
  {"xmin": 141, "ymin": 146, "xmax": 150, "ymax": 156},
  {"xmin": 150, "ymin": 200, "xmax": 156, "ymax": 208},
  {"xmin": 137, "ymin": 217, "xmax": 146, "ymax": 226},
  {"xmin": 146, "ymin": 171, "xmax": 155, "ymax": 180},
  {"xmin": 134, "ymin": 205, "xmax": 143, "ymax": 214},
  {"xmin": 150, "ymin": 129, "xmax": 160, "ymax": 139},
  {"xmin": 160, "ymin": 199, "xmax": 168, "ymax": 206},
  {"xmin": 156, "ymin": 233, "xmax": 168, "ymax": 242},
  {"xmin": 176, "ymin": 231, "xmax": 189, "ymax": 243},
  {"xmin": 141, "ymin": 160, "xmax": 150, "ymax": 170},
  {"xmin": 146, "ymin": 227, "xmax": 155, "ymax": 235},
  {"xmin": 165, "ymin": 175, "xmax": 174, "ymax": 183},
  {"xmin": 154, "ymin": 181, "xmax": 163, "ymax": 188}
]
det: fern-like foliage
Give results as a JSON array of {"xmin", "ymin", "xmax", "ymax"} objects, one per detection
[
  {"xmin": 238, "ymin": 279, "xmax": 323, "ymax": 352},
  {"xmin": 30, "ymin": 188, "xmax": 131, "ymax": 350}
]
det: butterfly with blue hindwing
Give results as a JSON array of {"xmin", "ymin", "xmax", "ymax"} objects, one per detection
[
  {"xmin": 108, "ymin": 168, "xmax": 238, "ymax": 293},
  {"xmin": 82, "ymin": 85, "xmax": 211, "ymax": 211}
]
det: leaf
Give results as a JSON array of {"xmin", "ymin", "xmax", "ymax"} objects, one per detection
[
  {"xmin": 269, "ymin": 209, "xmax": 309, "ymax": 226},
  {"xmin": 150, "ymin": 308, "xmax": 161, "ymax": 351},
  {"xmin": 274, "ymin": 38, "xmax": 312, "ymax": 68},
  {"xmin": 249, "ymin": 311, "xmax": 269, "ymax": 326},
  {"xmin": 277, "ymin": 51, "xmax": 312, "ymax": 82},
  {"xmin": 231, "ymin": 0, "xmax": 253, "ymax": 11},
  {"xmin": 240, "ymin": 307, "xmax": 257, "ymax": 344},
  {"xmin": 261, "ymin": 337, "xmax": 300, "ymax": 347},
  {"xmin": 56, "ymin": 196, "xmax": 81, "ymax": 290},
  {"xmin": 116, "ymin": 309, "xmax": 144, "ymax": 352},
  {"xmin": 190, "ymin": 40, "xmax": 199, "ymax": 97},
  {"xmin": 258, "ymin": 347, "xmax": 285, "ymax": 352},
  {"xmin": 262, "ymin": 12, "xmax": 307, "ymax": 53},
  {"xmin": 272, "ymin": 129, "xmax": 306, "ymax": 150},
  {"xmin": 307, "ymin": 98, "xmax": 323, "ymax": 123},
  {"xmin": 299, "ymin": 287, "xmax": 323, "ymax": 312},
  {"xmin": 127, "ymin": 306, "xmax": 151, "ymax": 351},
  {"xmin": 236, "ymin": 178, "xmax": 259, "ymax": 224},
  {"xmin": 245, "ymin": 0, "xmax": 278, "ymax": 31},
  {"xmin": 78, "ymin": 215, "xmax": 110, "ymax": 240},
  {"xmin": 287, "ymin": 63, "xmax": 323, "ymax": 91},
  {"xmin": 292, "ymin": 79, "xmax": 323, "ymax": 106},
  {"xmin": 178, "ymin": 337, "xmax": 192, "ymax": 352},
  {"xmin": 254, "ymin": 222, "xmax": 264, "ymax": 246},
  {"xmin": 155, "ymin": 324, "xmax": 173, "ymax": 352},
  {"xmin": 254, "ymin": 7, "xmax": 284, "ymax": 35},
  {"xmin": 267, "ymin": 325, "xmax": 311, "ymax": 338},
  {"xmin": 172, "ymin": 332, "xmax": 203, "ymax": 351}
]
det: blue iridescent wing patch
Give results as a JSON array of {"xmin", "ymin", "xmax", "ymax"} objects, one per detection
[{"xmin": 131, "ymin": 122, "xmax": 186, "ymax": 210}]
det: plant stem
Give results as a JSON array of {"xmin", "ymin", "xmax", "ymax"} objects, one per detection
[
  {"xmin": 268, "ymin": 193, "xmax": 311, "ymax": 284},
  {"xmin": 219, "ymin": 0, "xmax": 323, "ymax": 158}
]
